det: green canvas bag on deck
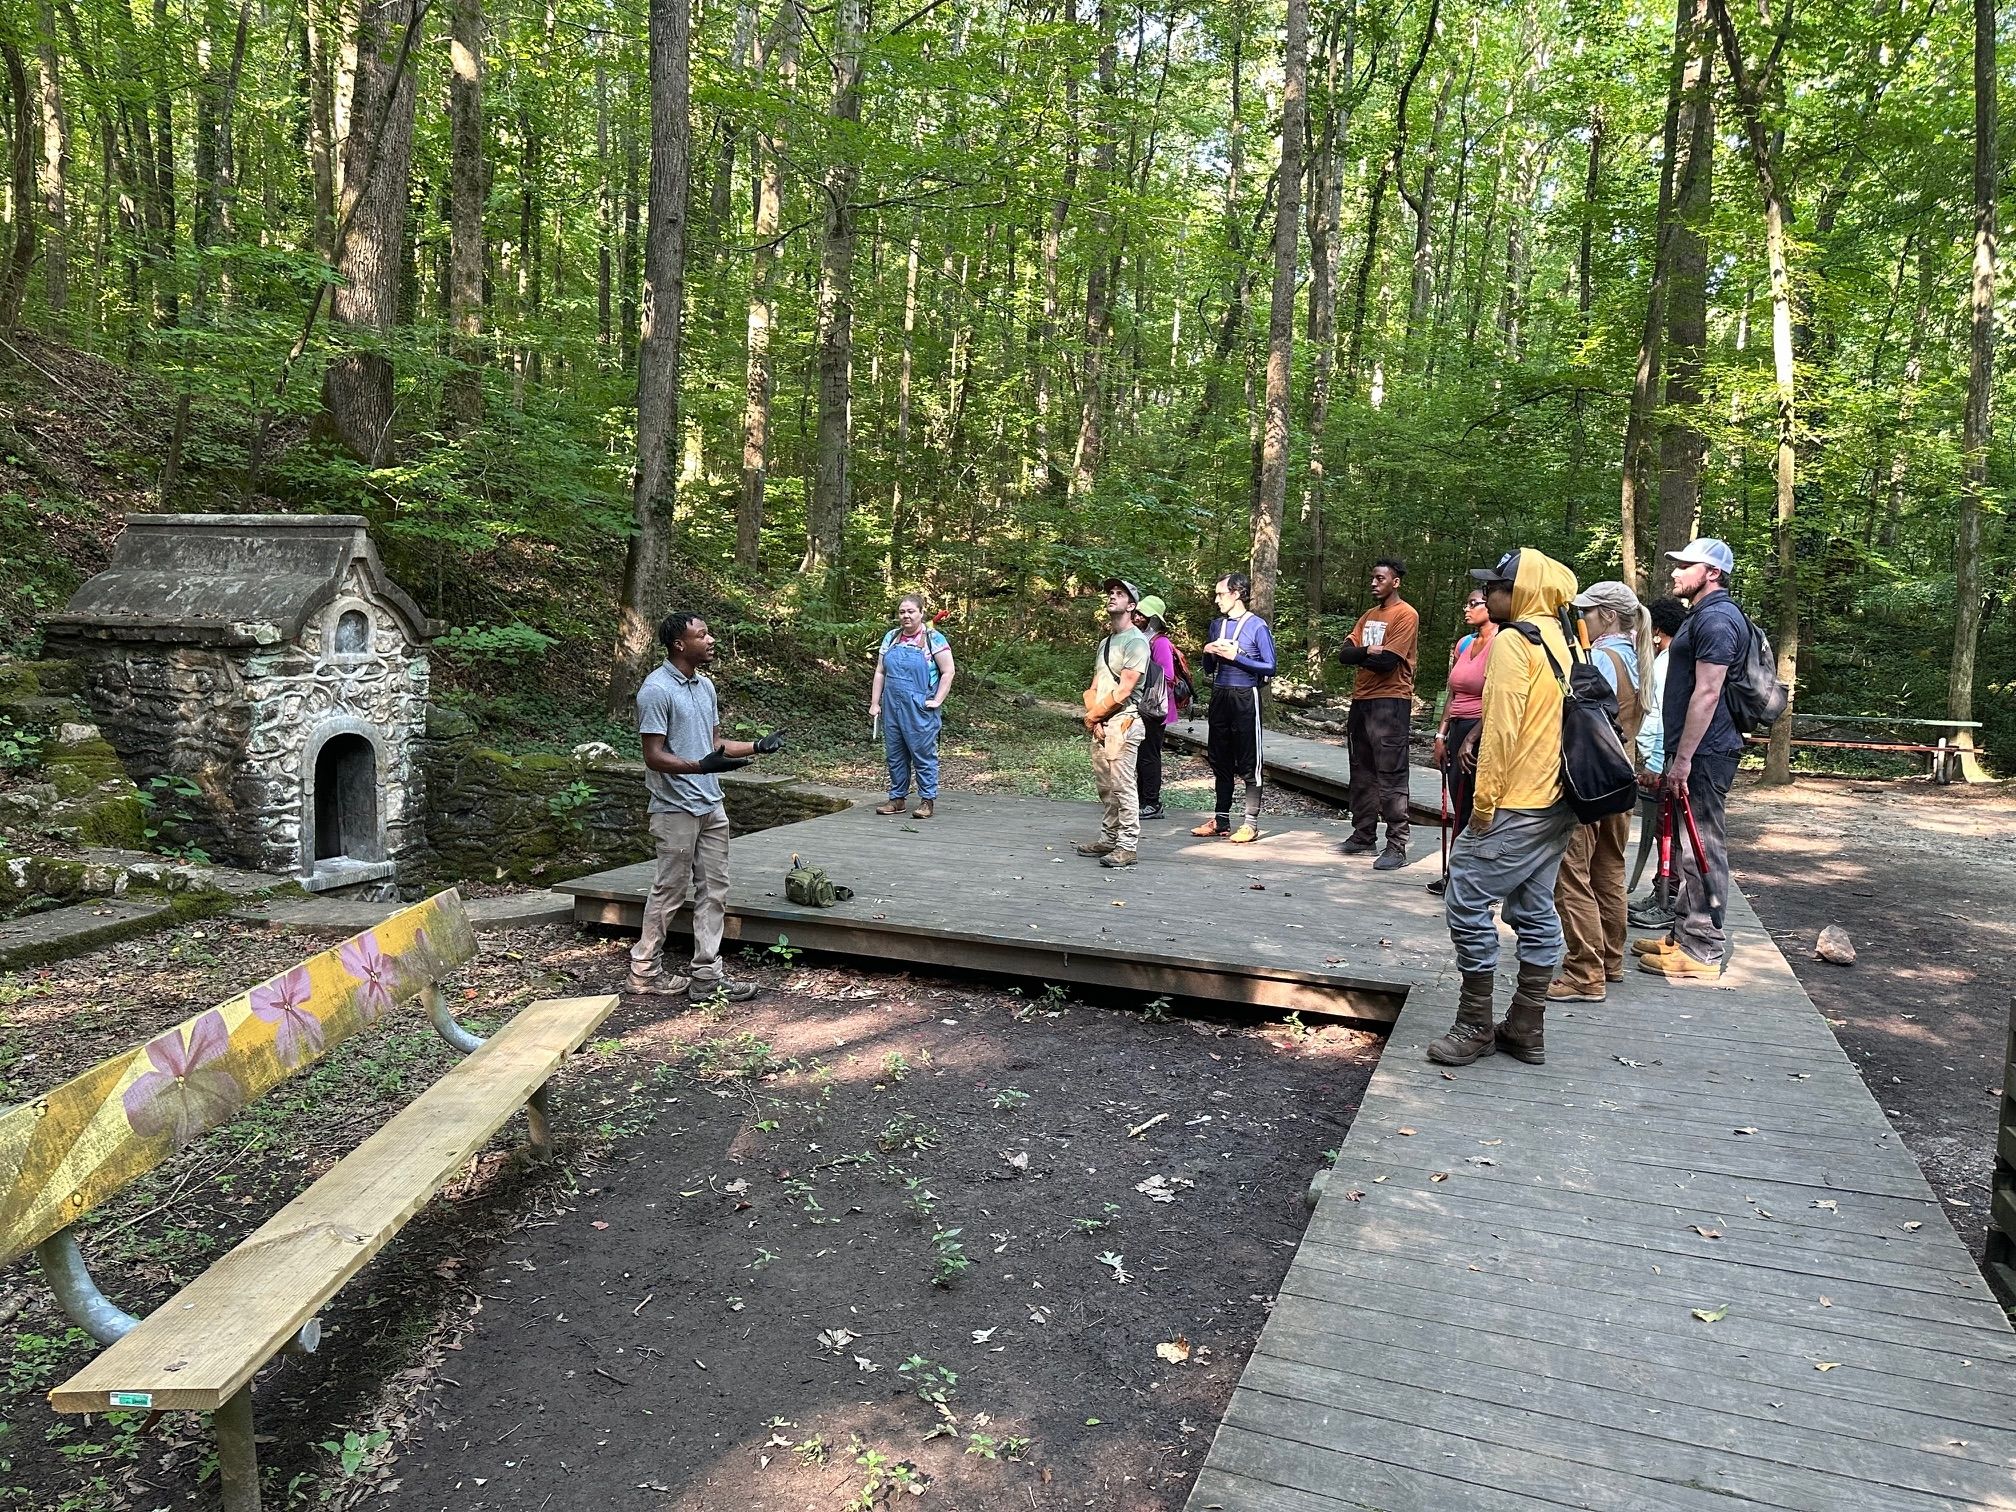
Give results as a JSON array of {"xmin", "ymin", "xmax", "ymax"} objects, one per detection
[{"xmin": 785, "ymin": 854, "xmax": 854, "ymax": 907}]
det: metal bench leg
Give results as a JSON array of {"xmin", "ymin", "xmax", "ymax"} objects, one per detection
[
  {"xmin": 35, "ymin": 1228, "xmax": 141, "ymax": 1345},
  {"xmin": 526, "ymin": 1084, "xmax": 553, "ymax": 1162},
  {"xmin": 215, "ymin": 1384, "xmax": 261, "ymax": 1512}
]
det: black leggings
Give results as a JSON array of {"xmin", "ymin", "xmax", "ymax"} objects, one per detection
[
  {"xmin": 1440, "ymin": 714, "xmax": 1481, "ymax": 831},
  {"xmin": 1137, "ymin": 716, "xmax": 1166, "ymax": 805},
  {"xmin": 1207, "ymin": 684, "xmax": 1263, "ymax": 819}
]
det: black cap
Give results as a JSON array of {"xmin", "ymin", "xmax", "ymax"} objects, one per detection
[
  {"xmin": 1101, "ymin": 577, "xmax": 1141, "ymax": 604},
  {"xmin": 1469, "ymin": 549, "xmax": 1520, "ymax": 585}
]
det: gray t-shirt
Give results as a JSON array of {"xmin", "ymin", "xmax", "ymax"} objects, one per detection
[{"xmin": 637, "ymin": 661, "xmax": 724, "ymax": 815}]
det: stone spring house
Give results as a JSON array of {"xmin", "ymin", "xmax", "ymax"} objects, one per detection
[{"xmin": 43, "ymin": 515, "xmax": 437, "ymax": 893}]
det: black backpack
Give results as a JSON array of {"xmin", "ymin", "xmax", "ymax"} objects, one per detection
[
  {"xmin": 1510, "ymin": 623, "xmax": 1638, "ymax": 824},
  {"xmin": 1725, "ymin": 611, "xmax": 1790, "ymax": 734},
  {"xmin": 1102, "ymin": 636, "xmax": 1168, "ymax": 721}
]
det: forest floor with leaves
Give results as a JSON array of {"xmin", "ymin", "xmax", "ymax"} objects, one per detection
[{"xmin": 0, "ymin": 905, "xmax": 1376, "ymax": 1511}]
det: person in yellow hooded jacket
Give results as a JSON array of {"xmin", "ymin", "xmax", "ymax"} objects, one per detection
[{"xmin": 1428, "ymin": 548, "xmax": 1581, "ymax": 1068}]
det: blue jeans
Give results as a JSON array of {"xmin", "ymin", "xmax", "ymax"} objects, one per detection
[{"xmin": 1444, "ymin": 802, "xmax": 1578, "ymax": 974}]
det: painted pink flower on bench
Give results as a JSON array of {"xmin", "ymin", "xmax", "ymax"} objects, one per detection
[
  {"xmin": 339, "ymin": 930, "xmax": 398, "ymax": 1021},
  {"xmin": 122, "ymin": 1010, "xmax": 245, "ymax": 1147},
  {"xmin": 251, "ymin": 966, "xmax": 326, "ymax": 1069}
]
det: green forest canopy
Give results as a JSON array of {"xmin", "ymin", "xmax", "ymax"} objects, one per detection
[{"xmin": 0, "ymin": 0, "xmax": 2008, "ymax": 760}]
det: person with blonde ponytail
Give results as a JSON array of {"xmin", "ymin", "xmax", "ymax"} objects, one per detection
[{"xmin": 1548, "ymin": 579, "xmax": 1650, "ymax": 1002}]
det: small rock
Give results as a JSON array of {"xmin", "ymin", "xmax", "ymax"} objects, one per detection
[
  {"xmin": 53, "ymin": 722, "xmax": 102, "ymax": 749},
  {"xmin": 1815, "ymin": 925, "xmax": 1856, "ymax": 966}
]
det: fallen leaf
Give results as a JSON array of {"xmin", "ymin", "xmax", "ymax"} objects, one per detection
[
  {"xmin": 1397, "ymin": 1127, "xmax": 1417, "ymax": 1137},
  {"xmin": 723, "ymin": 1178, "xmax": 750, "ymax": 1195},
  {"xmin": 1465, "ymin": 1156, "xmax": 1496, "ymax": 1167},
  {"xmin": 1814, "ymin": 1362, "xmax": 1840, "ymax": 1372},
  {"xmin": 1812, "ymin": 1199, "xmax": 1839, "ymax": 1213},
  {"xmin": 1155, "ymin": 1337, "xmax": 1192, "ymax": 1365},
  {"xmin": 1344, "ymin": 1189, "xmax": 1366, "ymax": 1202},
  {"xmin": 591, "ymin": 1220, "xmax": 610, "ymax": 1231},
  {"xmin": 1733, "ymin": 1127, "xmax": 1759, "ymax": 1136},
  {"xmin": 1691, "ymin": 1306, "xmax": 1729, "ymax": 1324},
  {"xmin": 817, "ymin": 1328, "xmax": 860, "ymax": 1353},
  {"xmin": 854, "ymin": 1355, "xmax": 880, "ymax": 1373},
  {"xmin": 1690, "ymin": 1226, "xmax": 1722, "ymax": 1240},
  {"xmin": 1429, "ymin": 1172, "xmax": 1449, "ymax": 1182},
  {"xmin": 1819, "ymin": 1296, "xmax": 1832, "ymax": 1307},
  {"xmin": 971, "ymin": 1328, "xmax": 998, "ymax": 1344},
  {"xmin": 1903, "ymin": 1220, "xmax": 1923, "ymax": 1232}
]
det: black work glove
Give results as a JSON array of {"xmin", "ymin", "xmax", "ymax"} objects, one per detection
[
  {"xmin": 696, "ymin": 746, "xmax": 752, "ymax": 774},
  {"xmin": 754, "ymin": 729, "xmax": 787, "ymax": 755}
]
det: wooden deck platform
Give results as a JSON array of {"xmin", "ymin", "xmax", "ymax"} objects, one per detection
[
  {"xmin": 1188, "ymin": 879, "xmax": 2016, "ymax": 1510},
  {"xmin": 1165, "ymin": 715, "xmax": 1444, "ymax": 819},
  {"xmin": 556, "ymin": 792, "xmax": 1471, "ymax": 1024}
]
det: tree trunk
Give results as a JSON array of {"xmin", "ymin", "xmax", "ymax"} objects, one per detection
[
  {"xmin": 888, "ymin": 228, "xmax": 920, "ymax": 586},
  {"xmin": 1401, "ymin": 67, "xmax": 1456, "ymax": 354},
  {"xmin": 607, "ymin": 0, "xmax": 693, "ymax": 715},
  {"xmin": 1619, "ymin": 0, "xmax": 1694, "ymax": 595},
  {"xmin": 736, "ymin": 0, "xmax": 800, "ymax": 570},
  {"xmin": 800, "ymin": 0, "xmax": 868, "ymax": 581},
  {"xmin": 1948, "ymin": 0, "xmax": 1995, "ymax": 779},
  {"xmin": 1249, "ymin": 0, "xmax": 1306, "ymax": 623},
  {"xmin": 1711, "ymin": 0, "xmax": 1798, "ymax": 784},
  {"xmin": 706, "ymin": 0, "xmax": 758, "ymax": 256},
  {"xmin": 1300, "ymin": 3, "xmax": 1352, "ymax": 677},
  {"xmin": 1070, "ymin": 0, "xmax": 1118, "ymax": 498},
  {"xmin": 621, "ymin": 90, "xmax": 639, "ymax": 367},
  {"xmin": 1566, "ymin": 100, "xmax": 1600, "ymax": 533},
  {"xmin": 306, "ymin": 0, "xmax": 337, "ymax": 260},
  {"xmin": 596, "ymin": 59, "xmax": 612, "ymax": 357},
  {"xmin": 1035, "ymin": 0, "xmax": 1078, "ymax": 489},
  {"xmin": 445, "ymin": 0, "xmax": 485, "ymax": 427},
  {"xmin": 35, "ymin": 0, "xmax": 67, "ymax": 323},
  {"xmin": 0, "ymin": 42, "xmax": 35, "ymax": 334},
  {"xmin": 1655, "ymin": 0, "xmax": 1713, "ymax": 563},
  {"xmin": 319, "ymin": 0, "xmax": 424, "ymax": 465},
  {"xmin": 1346, "ymin": 0, "xmax": 1436, "ymax": 384}
]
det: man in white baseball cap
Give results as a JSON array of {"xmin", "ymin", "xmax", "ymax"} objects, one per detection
[{"xmin": 1635, "ymin": 538, "xmax": 1743, "ymax": 983}]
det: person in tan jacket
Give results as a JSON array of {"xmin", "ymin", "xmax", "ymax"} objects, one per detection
[
  {"xmin": 1428, "ymin": 548, "xmax": 1580, "ymax": 1068},
  {"xmin": 1549, "ymin": 580, "xmax": 1652, "ymax": 1002}
]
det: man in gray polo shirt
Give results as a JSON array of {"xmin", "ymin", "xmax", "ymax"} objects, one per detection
[{"xmin": 630, "ymin": 611, "xmax": 785, "ymax": 1002}]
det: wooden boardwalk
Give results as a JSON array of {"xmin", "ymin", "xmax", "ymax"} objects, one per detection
[
  {"xmin": 1165, "ymin": 715, "xmax": 1444, "ymax": 819},
  {"xmin": 1187, "ymin": 880, "xmax": 2016, "ymax": 1510},
  {"xmin": 557, "ymin": 792, "xmax": 1467, "ymax": 1024}
]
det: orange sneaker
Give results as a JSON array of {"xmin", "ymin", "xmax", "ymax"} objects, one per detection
[{"xmin": 1190, "ymin": 819, "xmax": 1227, "ymax": 838}]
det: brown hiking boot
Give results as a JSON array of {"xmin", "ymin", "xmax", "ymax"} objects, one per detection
[
  {"xmin": 1099, "ymin": 848, "xmax": 1138, "ymax": 868},
  {"xmin": 1631, "ymin": 935, "xmax": 1673, "ymax": 958},
  {"xmin": 1426, "ymin": 971, "xmax": 1497, "ymax": 1066},
  {"xmin": 1496, "ymin": 961, "xmax": 1552, "ymax": 1064},
  {"xmin": 875, "ymin": 800, "xmax": 908, "ymax": 815},
  {"xmin": 1076, "ymin": 838, "xmax": 1117, "ymax": 857},
  {"xmin": 912, "ymin": 799, "xmax": 935, "ymax": 819},
  {"xmin": 1546, "ymin": 978, "xmax": 1605, "ymax": 1003}
]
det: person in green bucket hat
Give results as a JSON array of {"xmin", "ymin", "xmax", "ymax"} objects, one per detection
[{"xmin": 1132, "ymin": 594, "xmax": 1179, "ymax": 819}]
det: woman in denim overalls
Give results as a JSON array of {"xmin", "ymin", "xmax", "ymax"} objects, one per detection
[{"xmin": 870, "ymin": 595, "xmax": 956, "ymax": 818}]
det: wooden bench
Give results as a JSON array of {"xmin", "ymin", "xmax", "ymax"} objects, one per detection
[
  {"xmin": 0, "ymin": 888, "xmax": 617, "ymax": 1511},
  {"xmin": 1743, "ymin": 713, "xmax": 1988, "ymax": 783}
]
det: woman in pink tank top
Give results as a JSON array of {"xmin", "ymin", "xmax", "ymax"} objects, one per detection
[{"xmin": 1428, "ymin": 590, "xmax": 1494, "ymax": 894}]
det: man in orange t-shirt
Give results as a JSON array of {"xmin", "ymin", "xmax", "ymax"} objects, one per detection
[{"xmin": 1336, "ymin": 557, "xmax": 1420, "ymax": 869}]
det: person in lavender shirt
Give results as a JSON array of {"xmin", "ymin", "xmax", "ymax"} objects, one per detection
[
  {"xmin": 1133, "ymin": 595, "xmax": 1179, "ymax": 819},
  {"xmin": 1192, "ymin": 571, "xmax": 1276, "ymax": 843}
]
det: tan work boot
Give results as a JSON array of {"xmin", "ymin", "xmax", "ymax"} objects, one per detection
[
  {"xmin": 1099, "ymin": 848, "xmax": 1138, "ymax": 868},
  {"xmin": 1640, "ymin": 945, "xmax": 1723, "ymax": 981},
  {"xmin": 912, "ymin": 799, "xmax": 935, "ymax": 819},
  {"xmin": 1496, "ymin": 961, "xmax": 1553, "ymax": 1064},
  {"xmin": 1631, "ymin": 935, "xmax": 1673, "ymax": 958},
  {"xmin": 1547, "ymin": 978, "xmax": 1605, "ymax": 1003},
  {"xmin": 1076, "ymin": 837, "xmax": 1116, "ymax": 857},
  {"xmin": 1426, "ymin": 971, "xmax": 1497, "ymax": 1066}
]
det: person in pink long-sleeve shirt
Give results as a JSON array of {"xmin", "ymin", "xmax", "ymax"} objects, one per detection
[{"xmin": 1134, "ymin": 595, "xmax": 1180, "ymax": 819}]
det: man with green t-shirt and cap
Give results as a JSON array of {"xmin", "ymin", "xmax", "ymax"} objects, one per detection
[{"xmin": 1077, "ymin": 577, "xmax": 1150, "ymax": 867}]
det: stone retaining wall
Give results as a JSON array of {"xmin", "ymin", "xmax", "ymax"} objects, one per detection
[{"xmin": 419, "ymin": 708, "xmax": 847, "ymax": 884}]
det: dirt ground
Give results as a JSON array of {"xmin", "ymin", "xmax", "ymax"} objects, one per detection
[
  {"xmin": 0, "ymin": 920, "xmax": 1377, "ymax": 1512},
  {"xmin": 1722, "ymin": 774, "xmax": 2016, "ymax": 1259}
]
